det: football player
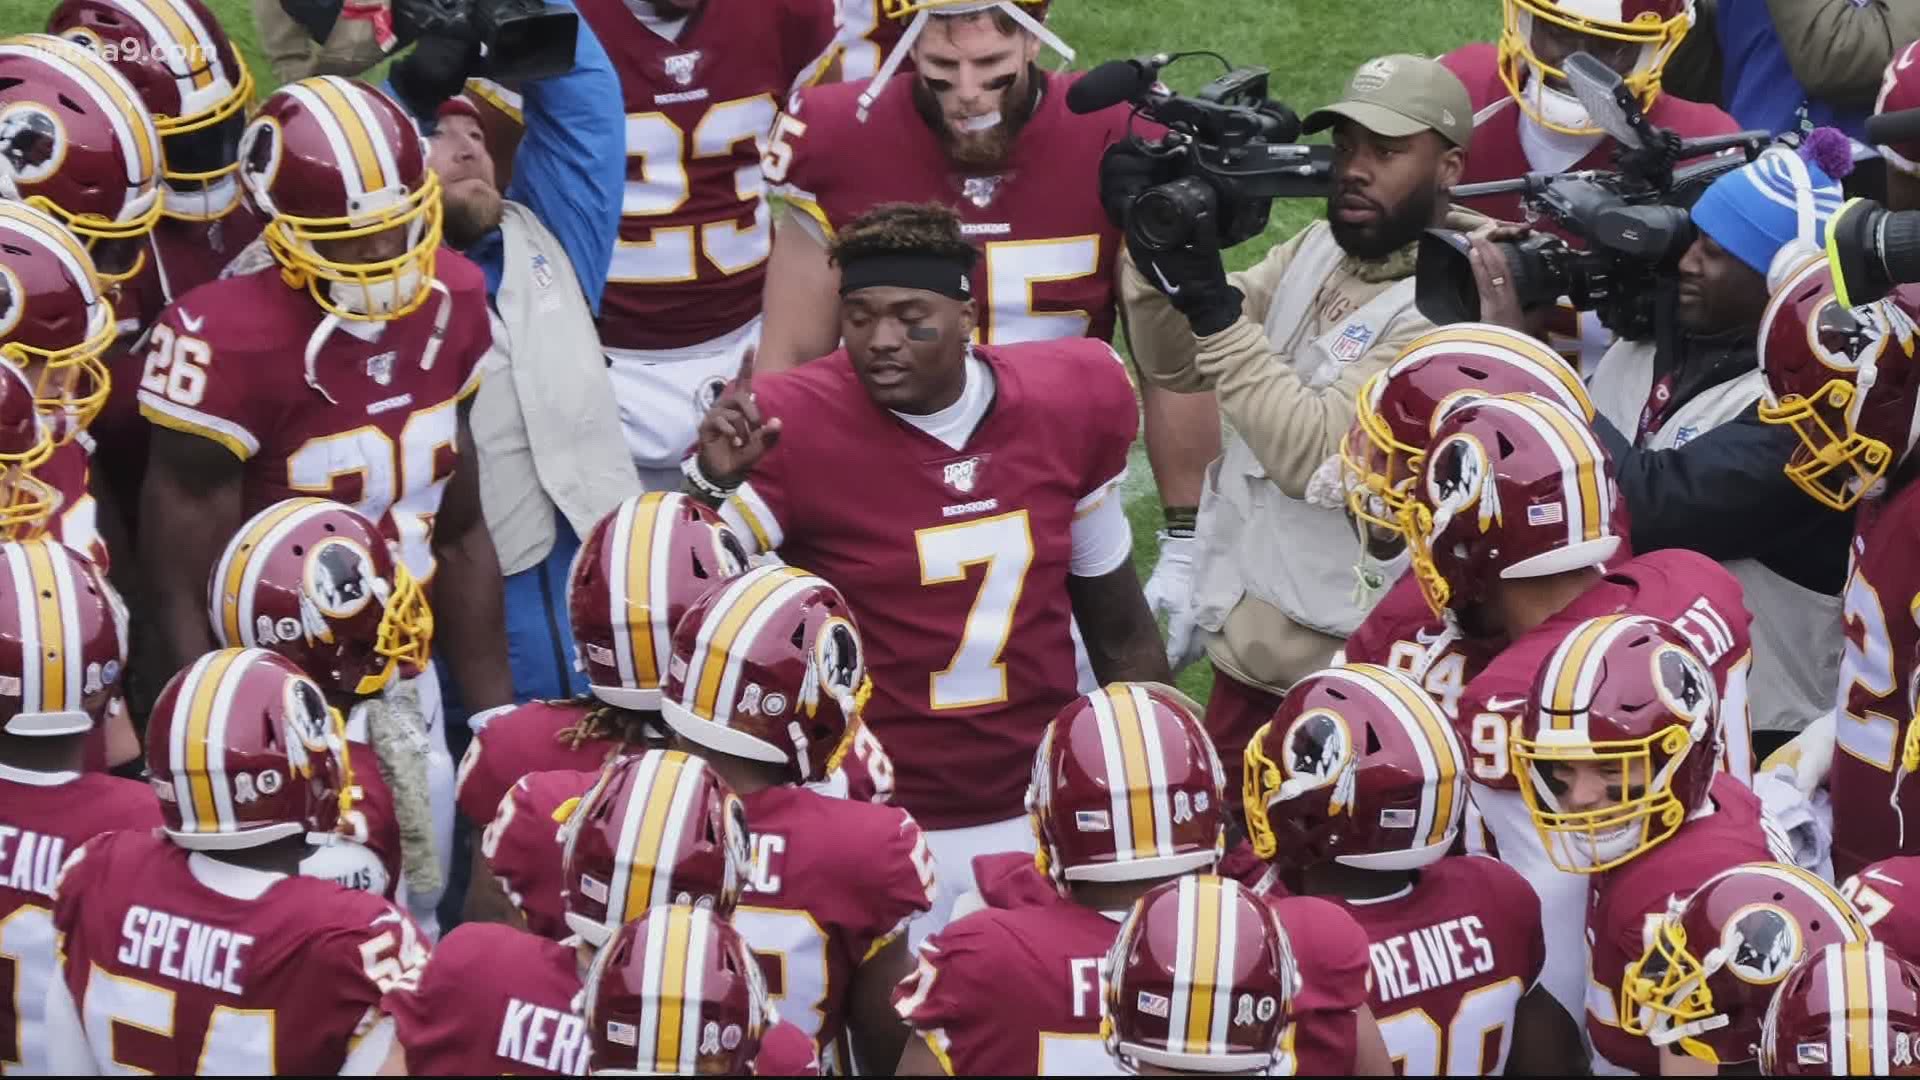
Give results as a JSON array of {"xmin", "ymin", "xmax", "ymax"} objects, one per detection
[
  {"xmin": 659, "ymin": 565, "xmax": 935, "ymax": 1072},
  {"xmin": 0, "ymin": 536, "xmax": 159, "ymax": 1073},
  {"xmin": 45, "ymin": 0, "xmax": 262, "ymax": 547},
  {"xmin": 582, "ymin": 903, "xmax": 817, "ymax": 1075},
  {"xmin": 1338, "ymin": 322, "xmax": 1599, "ymax": 715},
  {"xmin": 1841, "ymin": 857, "xmax": 1920, "ymax": 962},
  {"xmin": 1759, "ymin": 940, "xmax": 1920, "ymax": 1076},
  {"xmin": 562, "ymin": 0, "xmax": 836, "ymax": 490},
  {"xmin": 454, "ymin": 492, "xmax": 748, "ymax": 843},
  {"xmin": 689, "ymin": 201, "xmax": 1168, "ymax": 940},
  {"xmin": 759, "ymin": 0, "xmax": 1220, "ymax": 611},
  {"xmin": 1101, "ymin": 874, "xmax": 1299, "ymax": 1076},
  {"xmin": 1441, "ymin": 0, "xmax": 1737, "ymax": 227},
  {"xmin": 1878, "ymin": 40, "xmax": 1920, "ymax": 213},
  {"xmin": 1403, "ymin": 391, "xmax": 1755, "ymax": 1021},
  {"xmin": 384, "ymin": 748, "xmax": 816, "ymax": 1075},
  {"xmin": 135, "ymin": 77, "xmax": 513, "ymax": 813},
  {"xmin": 44, "ymin": 647, "xmax": 430, "ymax": 1074},
  {"xmin": 1623, "ymin": 863, "xmax": 1866, "ymax": 1071},
  {"xmin": 896, "ymin": 681, "xmax": 1390, "ymax": 1075},
  {"xmin": 208, "ymin": 497, "xmax": 441, "ymax": 921},
  {"xmin": 1757, "ymin": 257, "xmax": 1920, "ymax": 880},
  {"xmin": 1242, "ymin": 663, "xmax": 1585, "ymax": 1075},
  {"xmin": 1509, "ymin": 615, "xmax": 1786, "ymax": 1074},
  {"xmin": 827, "ymin": 0, "xmax": 906, "ymax": 83}
]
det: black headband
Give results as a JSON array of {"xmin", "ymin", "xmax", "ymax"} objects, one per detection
[{"xmin": 838, "ymin": 252, "xmax": 974, "ymax": 301}]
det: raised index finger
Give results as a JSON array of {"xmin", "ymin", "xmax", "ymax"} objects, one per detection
[{"xmin": 735, "ymin": 345, "xmax": 757, "ymax": 394}]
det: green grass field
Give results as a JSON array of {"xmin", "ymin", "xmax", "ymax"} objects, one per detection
[{"xmin": 0, "ymin": 0, "xmax": 1496, "ymax": 701}]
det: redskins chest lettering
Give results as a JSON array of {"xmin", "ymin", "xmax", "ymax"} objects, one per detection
[{"xmin": 933, "ymin": 453, "xmax": 999, "ymax": 519}]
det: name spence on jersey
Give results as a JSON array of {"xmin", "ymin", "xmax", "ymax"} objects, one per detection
[
  {"xmin": 1370, "ymin": 915, "xmax": 1498, "ymax": 1004},
  {"xmin": 118, "ymin": 906, "xmax": 254, "ymax": 993}
]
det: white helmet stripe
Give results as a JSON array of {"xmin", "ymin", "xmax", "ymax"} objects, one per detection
[
  {"xmin": 1209, "ymin": 879, "xmax": 1240, "ymax": 1051},
  {"xmin": 1825, "ymin": 942, "xmax": 1849, "ymax": 1075},
  {"xmin": 1089, "ymin": 689, "xmax": 1137, "ymax": 861},
  {"xmin": 677, "ymin": 909, "xmax": 710, "ymax": 1074},
  {"xmin": 6, "ymin": 545, "xmax": 40, "ymax": 713},
  {"xmin": 646, "ymin": 501, "xmax": 677, "ymax": 681},
  {"xmin": 1869, "ymin": 940, "xmax": 1893, "ymax": 1073},
  {"xmin": 233, "ymin": 500, "xmax": 334, "ymax": 648},
  {"xmin": 606, "ymin": 750, "xmax": 667, "ymax": 926},
  {"xmin": 608, "ymin": 499, "xmax": 641, "ymax": 690},
  {"xmin": 46, "ymin": 543, "xmax": 82, "ymax": 710},
  {"xmin": 636, "ymin": 903, "xmax": 670, "ymax": 1068},
  {"xmin": 710, "ymin": 575, "xmax": 814, "ymax": 727},
  {"xmin": 1169, "ymin": 875, "xmax": 1199, "ymax": 1052},
  {"xmin": 1133, "ymin": 685, "xmax": 1175, "ymax": 857},
  {"xmin": 284, "ymin": 80, "xmax": 373, "ymax": 200},
  {"xmin": 643, "ymin": 758, "xmax": 704, "ymax": 911},
  {"xmin": 167, "ymin": 651, "xmax": 218, "ymax": 829},
  {"xmin": 678, "ymin": 568, "xmax": 776, "ymax": 710}
]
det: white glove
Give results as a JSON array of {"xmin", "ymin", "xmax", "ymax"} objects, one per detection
[{"xmin": 1144, "ymin": 530, "xmax": 1201, "ymax": 670}]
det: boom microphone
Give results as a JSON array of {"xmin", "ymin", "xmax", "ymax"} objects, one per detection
[
  {"xmin": 1868, "ymin": 107, "xmax": 1920, "ymax": 148},
  {"xmin": 1066, "ymin": 54, "xmax": 1167, "ymax": 115}
]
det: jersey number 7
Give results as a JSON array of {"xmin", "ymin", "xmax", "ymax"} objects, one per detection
[{"xmin": 914, "ymin": 511, "xmax": 1035, "ymax": 711}]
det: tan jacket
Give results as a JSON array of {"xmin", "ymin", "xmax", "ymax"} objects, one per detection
[{"xmin": 1121, "ymin": 212, "xmax": 1481, "ymax": 690}]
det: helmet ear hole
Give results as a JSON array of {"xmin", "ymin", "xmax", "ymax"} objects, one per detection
[
  {"xmin": 1495, "ymin": 431, "xmax": 1516, "ymax": 457},
  {"xmin": 790, "ymin": 623, "xmax": 806, "ymax": 649},
  {"xmin": 1364, "ymin": 723, "xmax": 1382, "ymax": 756}
]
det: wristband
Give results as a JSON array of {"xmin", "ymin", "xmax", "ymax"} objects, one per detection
[
  {"xmin": 681, "ymin": 455, "xmax": 739, "ymax": 501},
  {"xmin": 1163, "ymin": 506, "xmax": 1197, "ymax": 537}
]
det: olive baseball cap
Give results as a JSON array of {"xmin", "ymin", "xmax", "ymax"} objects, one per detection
[{"xmin": 1303, "ymin": 54, "xmax": 1473, "ymax": 149}]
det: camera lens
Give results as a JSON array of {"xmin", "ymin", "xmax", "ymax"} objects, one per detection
[{"xmin": 1129, "ymin": 177, "xmax": 1216, "ymax": 253}]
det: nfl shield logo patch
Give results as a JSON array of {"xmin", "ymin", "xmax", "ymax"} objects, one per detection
[
  {"xmin": 531, "ymin": 252, "xmax": 554, "ymax": 290},
  {"xmin": 1331, "ymin": 322, "xmax": 1372, "ymax": 362}
]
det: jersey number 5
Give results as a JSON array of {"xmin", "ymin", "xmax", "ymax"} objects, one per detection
[{"xmin": 915, "ymin": 511, "xmax": 1036, "ymax": 711}]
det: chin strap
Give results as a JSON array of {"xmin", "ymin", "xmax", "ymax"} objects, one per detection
[{"xmin": 856, "ymin": 1, "xmax": 1074, "ymax": 122}]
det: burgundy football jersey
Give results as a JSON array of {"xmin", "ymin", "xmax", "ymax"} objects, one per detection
[
  {"xmin": 40, "ymin": 439, "xmax": 106, "ymax": 569},
  {"xmin": 773, "ymin": 70, "xmax": 1133, "ymax": 344},
  {"xmin": 1439, "ymin": 43, "xmax": 1741, "ymax": 231},
  {"xmin": 830, "ymin": 0, "xmax": 904, "ymax": 82},
  {"xmin": 720, "ymin": 340, "xmax": 1137, "ymax": 828},
  {"xmin": 574, "ymin": 0, "xmax": 837, "ymax": 351},
  {"xmin": 1343, "ymin": 856, "xmax": 1545, "ymax": 1075},
  {"xmin": 1827, "ymin": 483, "xmax": 1920, "ymax": 880},
  {"xmin": 117, "ymin": 211, "xmax": 267, "ymax": 338},
  {"xmin": 484, "ymin": 767, "xmax": 596, "ymax": 941},
  {"xmin": 387, "ymin": 921, "xmax": 589, "ymax": 1074},
  {"xmin": 1343, "ymin": 573, "xmax": 1504, "ymax": 724},
  {"xmin": 1262, "ymin": 895, "xmax": 1374, "ymax": 1076},
  {"xmin": 455, "ymin": 700, "xmax": 616, "ymax": 831},
  {"xmin": 1454, "ymin": 549, "xmax": 1755, "ymax": 793},
  {"xmin": 972, "ymin": 850, "xmax": 1060, "ymax": 912},
  {"xmin": 736, "ymin": 784, "xmax": 934, "ymax": 1070},
  {"xmin": 1583, "ymin": 774, "xmax": 1780, "ymax": 1074},
  {"xmin": 0, "ymin": 769, "xmax": 159, "ymax": 1072},
  {"xmin": 1842, "ymin": 856, "xmax": 1920, "ymax": 964},
  {"xmin": 893, "ymin": 887, "xmax": 1125, "ymax": 1075},
  {"xmin": 52, "ymin": 828, "xmax": 428, "ymax": 1074},
  {"xmin": 134, "ymin": 255, "xmax": 490, "ymax": 584}
]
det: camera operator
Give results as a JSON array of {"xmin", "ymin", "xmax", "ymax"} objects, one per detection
[
  {"xmin": 255, "ymin": 0, "xmax": 395, "ymax": 83},
  {"xmin": 395, "ymin": 2, "xmax": 637, "ymax": 711},
  {"xmin": 1471, "ymin": 144, "xmax": 1854, "ymax": 746},
  {"xmin": 1110, "ymin": 55, "xmax": 1479, "ymax": 790}
]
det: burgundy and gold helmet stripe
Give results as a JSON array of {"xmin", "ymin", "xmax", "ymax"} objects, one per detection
[
  {"xmin": 1089, "ymin": 682, "xmax": 1175, "ymax": 864},
  {"xmin": 1538, "ymin": 613, "xmax": 1641, "ymax": 735},
  {"xmin": 282, "ymin": 76, "xmax": 396, "ymax": 200},
  {"xmin": 604, "ymin": 752, "xmax": 712, "ymax": 931},
  {"xmin": 1834, "ymin": 940, "xmax": 1892, "ymax": 1074},
  {"xmin": 607, "ymin": 493, "xmax": 675, "ymax": 696},
  {"xmin": 165, "ymin": 646, "xmax": 248, "ymax": 835},
  {"xmin": 1344, "ymin": 664, "xmax": 1462, "ymax": 851},
  {"xmin": 676, "ymin": 565, "xmax": 815, "ymax": 726},
  {"xmin": 636, "ymin": 904, "xmax": 714, "ymax": 1074},
  {"xmin": 6, "ymin": 539, "xmax": 85, "ymax": 728},
  {"xmin": 209, "ymin": 496, "xmax": 334, "ymax": 649},
  {"xmin": 1169, "ymin": 875, "xmax": 1241, "ymax": 1057}
]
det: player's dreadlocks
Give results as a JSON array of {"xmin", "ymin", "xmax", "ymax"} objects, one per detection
[
  {"xmin": 555, "ymin": 696, "xmax": 663, "ymax": 753},
  {"xmin": 828, "ymin": 201, "xmax": 979, "ymax": 272}
]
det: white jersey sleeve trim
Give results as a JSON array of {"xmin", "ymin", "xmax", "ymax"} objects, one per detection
[
  {"xmin": 722, "ymin": 482, "xmax": 786, "ymax": 554},
  {"xmin": 1070, "ymin": 474, "xmax": 1133, "ymax": 578}
]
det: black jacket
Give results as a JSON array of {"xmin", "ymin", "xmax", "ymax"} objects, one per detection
[{"xmin": 1591, "ymin": 318, "xmax": 1855, "ymax": 595}]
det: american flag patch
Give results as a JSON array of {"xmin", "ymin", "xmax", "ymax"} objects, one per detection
[
  {"xmin": 1527, "ymin": 502, "xmax": 1564, "ymax": 526},
  {"xmin": 1076, "ymin": 810, "xmax": 1111, "ymax": 832},
  {"xmin": 1797, "ymin": 1043, "xmax": 1827, "ymax": 1065}
]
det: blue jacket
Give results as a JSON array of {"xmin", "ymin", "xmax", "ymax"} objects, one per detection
[
  {"xmin": 393, "ymin": 0, "xmax": 624, "ymax": 314},
  {"xmin": 1716, "ymin": 0, "xmax": 1872, "ymax": 138}
]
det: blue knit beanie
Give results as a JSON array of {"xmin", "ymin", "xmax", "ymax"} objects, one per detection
[{"xmin": 1690, "ymin": 148, "xmax": 1844, "ymax": 278}]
